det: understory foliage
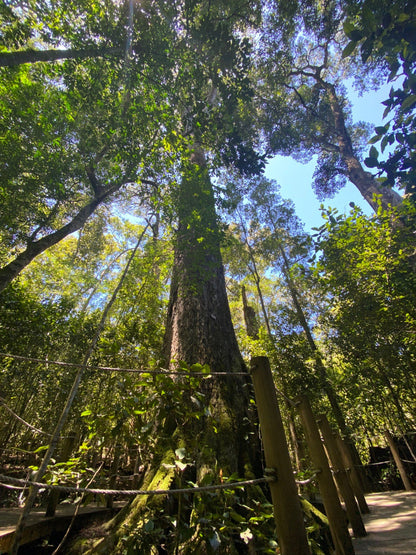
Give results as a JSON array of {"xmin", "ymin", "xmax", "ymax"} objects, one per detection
[{"xmin": 312, "ymin": 200, "xmax": 416, "ymax": 436}]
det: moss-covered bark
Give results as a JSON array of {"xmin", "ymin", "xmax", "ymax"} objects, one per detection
[{"xmin": 68, "ymin": 148, "xmax": 265, "ymax": 553}]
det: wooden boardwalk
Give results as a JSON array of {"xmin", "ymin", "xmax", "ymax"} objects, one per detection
[
  {"xmin": 353, "ymin": 491, "xmax": 416, "ymax": 555},
  {"xmin": 0, "ymin": 492, "xmax": 415, "ymax": 553},
  {"xmin": 0, "ymin": 502, "xmax": 124, "ymax": 553}
]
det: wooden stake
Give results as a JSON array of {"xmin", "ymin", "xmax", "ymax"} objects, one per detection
[
  {"xmin": 45, "ymin": 432, "xmax": 77, "ymax": 517},
  {"xmin": 335, "ymin": 434, "xmax": 369, "ymax": 514},
  {"xmin": 107, "ymin": 443, "xmax": 122, "ymax": 508},
  {"xmin": 250, "ymin": 357, "xmax": 311, "ymax": 555},
  {"xmin": 297, "ymin": 396, "xmax": 354, "ymax": 555},
  {"xmin": 385, "ymin": 430, "xmax": 414, "ymax": 491},
  {"xmin": 318, "ymin": 415, "xmax": 366, "ymax": 537}
]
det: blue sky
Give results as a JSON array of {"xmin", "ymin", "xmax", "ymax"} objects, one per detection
[{"xmin": 264, "ymin": 84, "xmax": 393, "ymax": 231}]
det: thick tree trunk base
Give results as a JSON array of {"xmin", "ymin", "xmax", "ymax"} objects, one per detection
[{"xmin": 68, "ymin": 421, "xmax": 269, "ymax": 554}]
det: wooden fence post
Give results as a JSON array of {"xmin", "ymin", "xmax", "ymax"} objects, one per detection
[
  {"xmin": 250, "ymin": 357, "xmax": 311, "ymax": 555},
  {"xmin": 385, "ymin": 430, "xmax": 414, "ymax": 491},
  {"xmin": 45, "ymin": 432, "xmax": 77, "ymax": 517},
  {"xmin": 107, "ymin": 443, "xmax": 122, "ymax": 508},
  {"xmin": 318, "ymin": 415, "xmax": 366, "ymax": 537},
  {"xmin": 132, "ymin": 445, "xmax": 142, "ymax": 490},
  {"xmin": 335, "ymin": 434, "xmax": 369, "ymax": 514},
  {"xmin": 297, "ymin": 396, "xmax": 354, "ymax": 555}
]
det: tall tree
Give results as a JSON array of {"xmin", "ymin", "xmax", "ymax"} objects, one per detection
[
  {"xmin": 3, "ymin": 2, "xmax": 294, "ymax": 553},
  {"xmin": 0, "ymin": 0, "xmax": 178, "ymax": 291},
  {"xmin": 258, "ymin": 0, "xmax": 403, "ymax": 211},
  {"xmin": 230, "ymin": 177, "xmax": 366, "ymax": 472}
]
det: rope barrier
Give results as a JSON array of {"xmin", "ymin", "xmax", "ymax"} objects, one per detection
[
  {"xmin": 0, "ymin": 474, "xmax": 272, "ymax": 496},
  {"xmin": 360, "ymin": 460, "xmax": 392, "ymax": 466},
  {"xmin": 294, "ymin": 471, "xmax": 320, "ymax": 486},
  {"xmin": 354, "ymin": 459, "xmax": 416, "ymax": 466},
  {"xmin": 0, "ymin": 352, "xmax": 249, "ymax": 377},
  {"xmin": 0, "ymin": 397, "xmax": 71, "ymax": 439},
  {"xmin": 0, "ymin": 397, "xmax": 57, "ymax": 438},
  {"xmin": 0, "ymin": 482, "xmax": 27, "ymax": 491}
]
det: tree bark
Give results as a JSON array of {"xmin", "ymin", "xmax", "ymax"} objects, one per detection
[
  {"xmin": 324, "ymin": 82, "xmax": 403, "ymax": 212},
  {"xmin": 74, "ymin": 147, "xmax": 263, "ymax": 554},
  {"xmin": 163, "ymin": 151, "xmax": 244, "ymax": 374},
  {"xmin": 163, "ymin": 146, "xmax": 259, "ymax": 472}
]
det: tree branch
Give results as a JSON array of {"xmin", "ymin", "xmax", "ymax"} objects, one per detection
[
  {"xmin": 0, "ymin": 180, "xmax": 126, "ymax": 293},
  {"xmin": 0, "ymin": 46, "xmax": 124, "ymax": 68}
]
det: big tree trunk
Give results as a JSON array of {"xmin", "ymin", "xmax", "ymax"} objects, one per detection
[
  {"xmin": 164, "ymin": 147, "xmax": 245, "ymax": 374},
  {"xmin": 75, "ymin": 148, "xmax": 263, "ymax": 554}
]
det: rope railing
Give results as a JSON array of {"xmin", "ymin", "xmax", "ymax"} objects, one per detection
[
  {"xmin": 0, "ymin": 473, "xmax": 273, "ymax": 497},
  {"xmin": 0, "ymin": 352, "xmax": 249, "ymax": 377},
  {"xmin": 354, "ymin": 459, "xmax": 416, "ymax": 467},
  {"xmin": 0, "ymin": 396, "xmax": 63, "ymax": 438},
  {"xmin": 294, "ymin": 471, "xmax": 320, "ymax": 486}
]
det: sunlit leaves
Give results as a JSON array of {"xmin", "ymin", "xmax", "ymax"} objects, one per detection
[{"xmin": 313, "ymin": 200, "xmax": 416, "ymax": 430}]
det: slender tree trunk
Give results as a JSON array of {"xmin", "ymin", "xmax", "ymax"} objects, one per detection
[
  {"xmin": 240, "ymin": 257, "xmax": 304, "ymax": 472},
  {"xmin": 259, "ymin": 209, "xmax": 368, "ymax": 486},
  {"xmin": 278, "ymin": 241, "xmax": 367, "ymax": 474},
  {"xmin": 0, "ymin": 184, "xmax": 122, "ymax": 293}
]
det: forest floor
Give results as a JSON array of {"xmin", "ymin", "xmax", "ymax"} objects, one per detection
[{"xmin": 352, "ymin": 490, "xmax": 416, "ymax": 555}]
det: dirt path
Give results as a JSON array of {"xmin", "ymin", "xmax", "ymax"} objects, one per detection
[{"xmin": 353, "ymin": 490, "xmax": 416, "ymax": 555}]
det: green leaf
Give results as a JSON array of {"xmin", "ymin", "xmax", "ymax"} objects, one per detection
[
  {"xmin": 400, "ymin": 94, "xmax": 416, "ymax": 112},
  {"xmin": 342, "ymin": 41, "xmax": 357, "ymax": 59},
  {"xmin": 364, "ymin": 157, "xmax": 378, "ymax": 168},
  {"xmin": 342, "ymin": 20, "xmax": 356, "ymax": 36},
  {"xmin": 383, "ymin": 105, "xmax": 392, "ymax": 118},
  {"xmin": 374, "ymin": 126, "xmax": 388, "ymax": 135},
  {"xmin": 144, "ymin": 519, "xmax": 154, "ymax": 532},
  {"xmin": 369, "ymin": 146, "xmax": 379, "ymax": 159},
  {"xmin": 398, "ymin": 13, "xmax": 410, "ymax": 23},
  {"xmin": 33, "ymin": 445, "xmax": 49, "ymax": 453}
]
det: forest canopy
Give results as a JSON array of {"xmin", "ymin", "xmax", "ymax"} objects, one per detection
[{"xmin": 0, "ymin": 1, "xmax": 415, "ymax": 554}]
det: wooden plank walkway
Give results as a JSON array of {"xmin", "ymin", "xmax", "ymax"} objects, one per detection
[
  {"xmin": 0, "ymin": 502, "xmax": 124, "ymax": 553},
  {"xmin": 353, "ymin": 491, "xmax": 416, "ymax": 555},
  {"xmin": 0, "ymin": 492, "xmax": 414, "ymax": 553}
]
